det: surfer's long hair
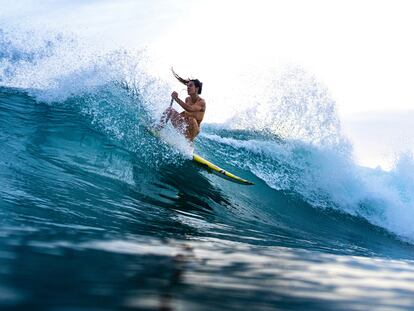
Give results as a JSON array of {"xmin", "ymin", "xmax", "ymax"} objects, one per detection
[{"xmin": 172, "ymin": 68, "xmax": 203, "ymax": 94}]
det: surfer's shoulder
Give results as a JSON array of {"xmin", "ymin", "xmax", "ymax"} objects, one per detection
[{"xmin": 199, "ymin": 97, "xmax": 206, "ymax": 110}]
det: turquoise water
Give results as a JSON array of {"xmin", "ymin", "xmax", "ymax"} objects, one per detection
[{"xmin": 2, "ymin": 8, "xmax": 414, "ymax": 310}]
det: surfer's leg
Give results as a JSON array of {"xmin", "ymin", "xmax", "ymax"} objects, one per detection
[
  {"xmin": 184, "ymin": 117, "xmax": 200, "ymax": 141},
  {"xmin": 158, "ymin": 107, "xmax": 179, "ymax": 129},
  {"xmin": 170, "ymin": 112, "xmax": 186, "ymax": 131},
  {"xmin": 162, "ymin": 111, "xmax": 199, "ymax": 141}
]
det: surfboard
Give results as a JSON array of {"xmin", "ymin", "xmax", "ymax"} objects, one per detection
[
  {"xmin": 146, "ymin": 127, "xmax": 254, "ymax": 185},
  {"xmin": 192, "ymin": 153, "xmax": 254, "ymax": 185}
]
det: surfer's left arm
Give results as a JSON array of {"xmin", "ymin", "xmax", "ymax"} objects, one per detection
[{"xmin": 182, "ymin": 99, "xmax": 205, "ymax": 112}]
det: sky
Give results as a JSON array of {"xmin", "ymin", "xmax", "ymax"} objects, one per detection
[{"xmin": 150, "ymin": 0, "xmax": 414, "ymax": 117}]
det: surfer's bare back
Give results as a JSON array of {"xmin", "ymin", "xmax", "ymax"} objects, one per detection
[{"xmin": 159, "ymin": 70, "xmax": 206, "ymax": 142}]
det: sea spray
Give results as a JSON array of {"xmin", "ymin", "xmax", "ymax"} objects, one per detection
[{"xmin": 228, "ymin": 66, "xmax": 348, "ymax": 150}]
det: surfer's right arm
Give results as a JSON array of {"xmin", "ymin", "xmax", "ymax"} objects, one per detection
[
  {"xmin": 171, "ymin": 91, "xmax": 185, "ymax": 107},
  {"xmin": 171, "ymin": 92, "xmax": 204, "ymax": 112}
]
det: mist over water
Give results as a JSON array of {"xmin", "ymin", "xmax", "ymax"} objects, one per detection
[{"xmin": 2, "ymin": 1, "xmax": 414, "ymax": 310}]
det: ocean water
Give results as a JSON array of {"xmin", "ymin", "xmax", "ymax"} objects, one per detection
[{"xmin": 2, "ymin": 2, "xmax": 414, "ymax": 310}]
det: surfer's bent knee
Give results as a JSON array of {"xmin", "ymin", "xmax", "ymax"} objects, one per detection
[{"xmin": 186, "ymin": 117, "xmax": 200, "ymax": 141}]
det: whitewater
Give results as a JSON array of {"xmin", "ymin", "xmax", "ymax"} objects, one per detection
[{"xmin": 1, "ymin": 1, "xmax": 414, "ymax": 310}]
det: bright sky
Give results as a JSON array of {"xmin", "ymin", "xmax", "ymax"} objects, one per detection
[{"xmin": 149, "ymin": 0, "xmax": 414, "ymax": 119}]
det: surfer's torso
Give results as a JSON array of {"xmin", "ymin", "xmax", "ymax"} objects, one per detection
[{"xmin": 181, "ymin": 96, "xmax": 205, "ymax": 126}]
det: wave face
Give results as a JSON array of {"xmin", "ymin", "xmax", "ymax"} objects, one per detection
[{"xmin": 2, "ymin": 3, "xmax": 414, "ymax": 310}]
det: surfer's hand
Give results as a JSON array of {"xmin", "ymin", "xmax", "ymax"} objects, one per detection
[{"xmin": 171, "ymin": 91, "xmax": 178, "ymax": 100}]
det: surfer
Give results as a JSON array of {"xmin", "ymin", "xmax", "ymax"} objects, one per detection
[{"xmin": 158, "ymin": 70, "xmax": 206, "ymax": 142}]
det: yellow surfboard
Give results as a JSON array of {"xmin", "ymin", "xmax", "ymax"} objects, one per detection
[
  {"xmin": 192, "ymin": 153, "xmax": 254, "ymax": 185},
  {"xmin": 147, "ymin": 127, "xmax": 254, "ymax": 185}
]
